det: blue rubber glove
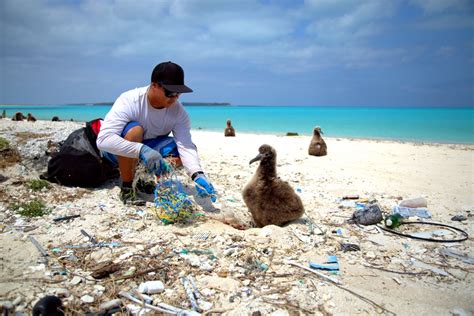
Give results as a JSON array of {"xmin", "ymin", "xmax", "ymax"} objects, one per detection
[
  {"xmin": 139, "ymin": 145, "xmax": 172, "ymax": 176},
  {"xmin": 194, "ymin": 173, "xmax": 217, "ymax": 202}
]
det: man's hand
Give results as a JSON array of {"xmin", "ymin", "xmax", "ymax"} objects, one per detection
[
  {"xmin": 139, "ymin": 145, "xmax": 172, "ymax": 175},
  {"xmin": 194, "ymin": 173, "xmax": 217, "ymax": 202}
]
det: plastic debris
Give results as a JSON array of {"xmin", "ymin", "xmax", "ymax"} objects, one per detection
[
  {"xmin": 451, "ymin": 215, "xmax": 467, "ymax": 222},
  {"xmin": 410, "ymin": 258, "xmax": 449, "ymax": 277},
  {"xmin": 99, "ymin": 299, "xmax": 122, "ymax": 312},
  {"xmin": 440, "ymin": 248, "xmax": 474, "ymax": 265},
  {"xmin": 138, "ymin": 280, "xmax": 165, "ymax": 294},
  {"xmin": 286, "ymin": 260, "xmax": 340, "ymax": 284},
  {"xmin": 399, "ymin": 197, "xmax": 427, "ymax": 208},
  {"xmin": 80, "ymin": 229, "xmax": 98, "ymax": 244},
  {"xmin": 342, "ymin": 195, "xmax": 359, "ymax": 200},
  {"xmin": 392, "ymin": 205, "xmax": 431, "ymax": 218},
  {"xmin": 119, "ymin": 291, "xmax": 199, "ymax": 315},
  {"xmin": 153, "ymin": 178, "xmax": 196, "ymax": 224},
  {"xmin": 340, "ymin": 243, "xmax": 361, "ymax": 252},
  {"xmin": 64, "ymin": 241, "xmax": 121, "ymax": 249},
  {"xmin": 28, "ymin": 235, "xmax": 49, "ymax": 263},
  {"xmin": 181, "ymin": 275, "xmax": 201, "ymax": 312},
  {"xmin": 309, "ymin": 255, "xmax": 339, "ymax": 271},
  {"xmin": 349, "ymin": 203, "xmax": 383, "ymax": 225},
  {"xmin": 53, "ymin": 214, "xmax": 80, "ymax": 222}
]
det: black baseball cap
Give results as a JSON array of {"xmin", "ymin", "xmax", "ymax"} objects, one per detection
[{"xmin": 151, "ymin": 61, "xmax": 193, "ymax": 93}]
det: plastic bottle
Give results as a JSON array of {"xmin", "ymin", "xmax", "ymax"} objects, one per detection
[
  {"xmin": 385, "ymin": 213, "xmax": 403, "ymax": 228},
  {"xmin": 392, "ymin": 205, "xmax": 431, "ymax": 218},
  {"xmin": 399, "ymin": 197, "xmax": 427, "ymax": 208},
  {"xmin": 138, "ymin": 280, "xmax": 165, "ymax": 294}
]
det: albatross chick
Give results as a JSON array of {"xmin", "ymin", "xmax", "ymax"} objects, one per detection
[
  {"xmin": 308, "ymin": 126, "xmax": 327, "ymax": 156},
  {"xmin": 242, "ymin": 144, "xmax": 304, "ymax": 227},
  {"xmin": 224, "ymin": 119, "xmax": 236, "ymax": 137}
]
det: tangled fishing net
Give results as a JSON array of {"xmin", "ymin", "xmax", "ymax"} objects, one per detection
[{"xmin": 152, "ymin": 170, "xmax": 200, "ymax": 225}]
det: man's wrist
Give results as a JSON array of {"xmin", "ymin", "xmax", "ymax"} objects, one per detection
[{"xmin": 191, "ymin": 171, "xmax": 204, "ymax": 181}]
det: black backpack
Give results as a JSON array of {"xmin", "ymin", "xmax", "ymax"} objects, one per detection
[{"xmin": 41, "ymin": 119, "xmax": 118, "ymax": 188}]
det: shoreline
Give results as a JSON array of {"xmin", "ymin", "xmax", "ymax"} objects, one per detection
[
  {"xmin": 2, "ymin": 118, "xmax": 474, "ymax": 146},
  {"xmin": 196, "ymin": 129, "xmax": 474, "ymax": 147}
]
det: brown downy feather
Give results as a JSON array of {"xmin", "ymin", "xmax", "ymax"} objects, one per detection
[
  {"xmin": 27, "ymin": 113, "xmax": 37, "ymax": 122},
  {"xmin": 224, "ymin": 119, "xmax": 236, "ymax": 137},
  {"xmin": 242, "ymin": 144, "xmax": 304, "ymax": 227},
  {"xmin": 308, "ymin": 126, "xmax": 327, "ymax": 156},
  {"xmin": 11, "ymin": 112, "xmax": 25, "ymax": 121}
]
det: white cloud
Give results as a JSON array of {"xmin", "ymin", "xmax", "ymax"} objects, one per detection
[
  {"xmin": 304, "ymin": 1, "xmax": 398, "ymax": 47},
  {"xmin": 207, "ymin": 18, "xmax": 293, "ymax": 43},
  {"xmin": 0, "ymin": 0, "xmax": 456, "ymax": 72},
  {"xmin": 410, "ymin": 0, "xmax": 473, "ymax": 14},
  {"xmin": 416, "ymin": 13, "xmax": 474, "ymax": 29},
  {"xmin": 436, "ymin": 46, "xmax": 456, "ymax": 58}
]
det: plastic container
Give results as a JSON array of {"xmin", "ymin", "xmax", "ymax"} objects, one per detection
[
  {"xmin": 399, "ymin": 197, "xmax": 427, "ymax": 208},
  {"xmin": 138, "ymin": 280, "xmax": 165, "ymax": 294},
  {"xmin": 392, "ymin": 205, "xmax": 431, "ymax": 218},
  {"xmin": 385, "ymin": 213, "xmax": 403, "ymax": 228}
]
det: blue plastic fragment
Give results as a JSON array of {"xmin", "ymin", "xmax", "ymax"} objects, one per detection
[
  {"xmin": 309, "ymin": 255, "xmax": 339, "ymax": 271},
  {"xmin": 355, "ymin": 202, "xmax": 366, "ymax": 209},
  {"xmin": 327, "ymin": 255, "xmax": 338, "ymax": 264},
  {"xmin": 309, "ymin": 263, "xmax": 339, "ymax": 271}
]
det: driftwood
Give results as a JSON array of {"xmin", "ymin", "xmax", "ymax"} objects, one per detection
[{"xmin": 90, "ymin": 261, "xmax": 121, "ymax": 279}]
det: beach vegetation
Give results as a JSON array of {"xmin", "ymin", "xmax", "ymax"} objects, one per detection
[
  {"xmin": 27, "ymin": 179, "xmax": 51, "ymax": 191},
  {"xmin": 11, "ymin": 199, "xmax": 50, "ymax": 217},
  {"xmin": 0, "ymin": 137, "xmax": 9, "ymax": 151},
  {"xmin": 0, "ymin": 137, "xmax": 21, "ymax": 168},
  {"xmin": 15, "ymin": 132, "xmax": 51, "ymax": 144}
]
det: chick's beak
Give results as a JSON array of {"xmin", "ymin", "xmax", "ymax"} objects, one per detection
[{"xmin": 249, "ymin": 153, "xmax": 263, "ymax": 165}]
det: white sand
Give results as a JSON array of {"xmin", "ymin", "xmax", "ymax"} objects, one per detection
[{"xmin": 0, "ymin": 120, "xmax": 473, "ymax": 315}]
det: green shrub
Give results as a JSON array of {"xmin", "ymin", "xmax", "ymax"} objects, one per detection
[
  {"xmin": 0, "ymin": 137, "xmax": 9, "ymax": 151},
  {"xmin": 11, "ymin": 200, "xmax": 50, "ymax": 217},
  {"xmin": 27, "ymin": 179, "xmax": 51, "ymax": 191}
]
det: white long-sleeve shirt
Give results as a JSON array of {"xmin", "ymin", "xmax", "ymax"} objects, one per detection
[{"xmin": 96, "ymin": 85, "xmax": 202, "ymax": 176}]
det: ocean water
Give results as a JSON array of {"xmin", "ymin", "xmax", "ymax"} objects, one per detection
[{"xmin": 1, "ymin": 104, "xmax": 473, "ymax": 144}]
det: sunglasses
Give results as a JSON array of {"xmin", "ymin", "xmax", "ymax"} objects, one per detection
[{"xmin": 156, "ymin": 83, "xmax": 180, "ymax": 98}]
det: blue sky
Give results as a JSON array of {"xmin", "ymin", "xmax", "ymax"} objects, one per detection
[{"xmin": 0, "ymin": 0, "xmax": 473, "ymax": 106}]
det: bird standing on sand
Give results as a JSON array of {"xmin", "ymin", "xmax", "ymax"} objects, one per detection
[
  {"xmin": 242, "ymin": 144, "xmax": 304, "ymax": 227},
  {"xmin": 308, "ymin": 126, "xmax": 327, "ymax": 156},
  {"xmin": 27, "ymin": 113, "xmax": 37, "ymax": 122},
  {"xmin": 12, "ymin": 112, "xmax": 25, "ymax": 121},
  {"xmin": 224, "ymin": 119, "xmax": 235, "ymax": 137}
]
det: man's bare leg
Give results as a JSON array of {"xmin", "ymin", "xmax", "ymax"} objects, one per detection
[{"xmin": 117, "ymin": 125, "xmax": 144, "ymax": 183}]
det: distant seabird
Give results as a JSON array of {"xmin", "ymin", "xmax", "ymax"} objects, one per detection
[
  {"xmin": 308, "ymin": 126, "xmax": 327, "ymax": 156},
  {"xmin": 27, "ymin": 113, "xmax": 37, "ymax": 122},
  {"xmin": 224, "ymin": 119, "xmax": 236, "ymax": 137},
  {"xmin": 242, "ymin": 144, "xmax": 304, "ymax": 227},
  {"xmin": 12, "ymin": 112, "xmax": 25, "ymax": 121}
]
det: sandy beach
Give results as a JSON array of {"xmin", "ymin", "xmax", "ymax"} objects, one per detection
[{"xmin": 0, "ymin": 119, "xmax": 473, "ymax": 315}]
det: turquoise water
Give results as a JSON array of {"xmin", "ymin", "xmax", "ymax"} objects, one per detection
[{"xmin": 1, "ymin": 104, "xmax": 473, "ymax": 144}]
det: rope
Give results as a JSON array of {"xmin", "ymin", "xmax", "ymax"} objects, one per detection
[
  {"xmin": 377, "ymin": 221, "xmax": 469, "ymax": 242},
  {"xmin": 153, "ymin": 166, "xmax": 196, "ymax": 224}
]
